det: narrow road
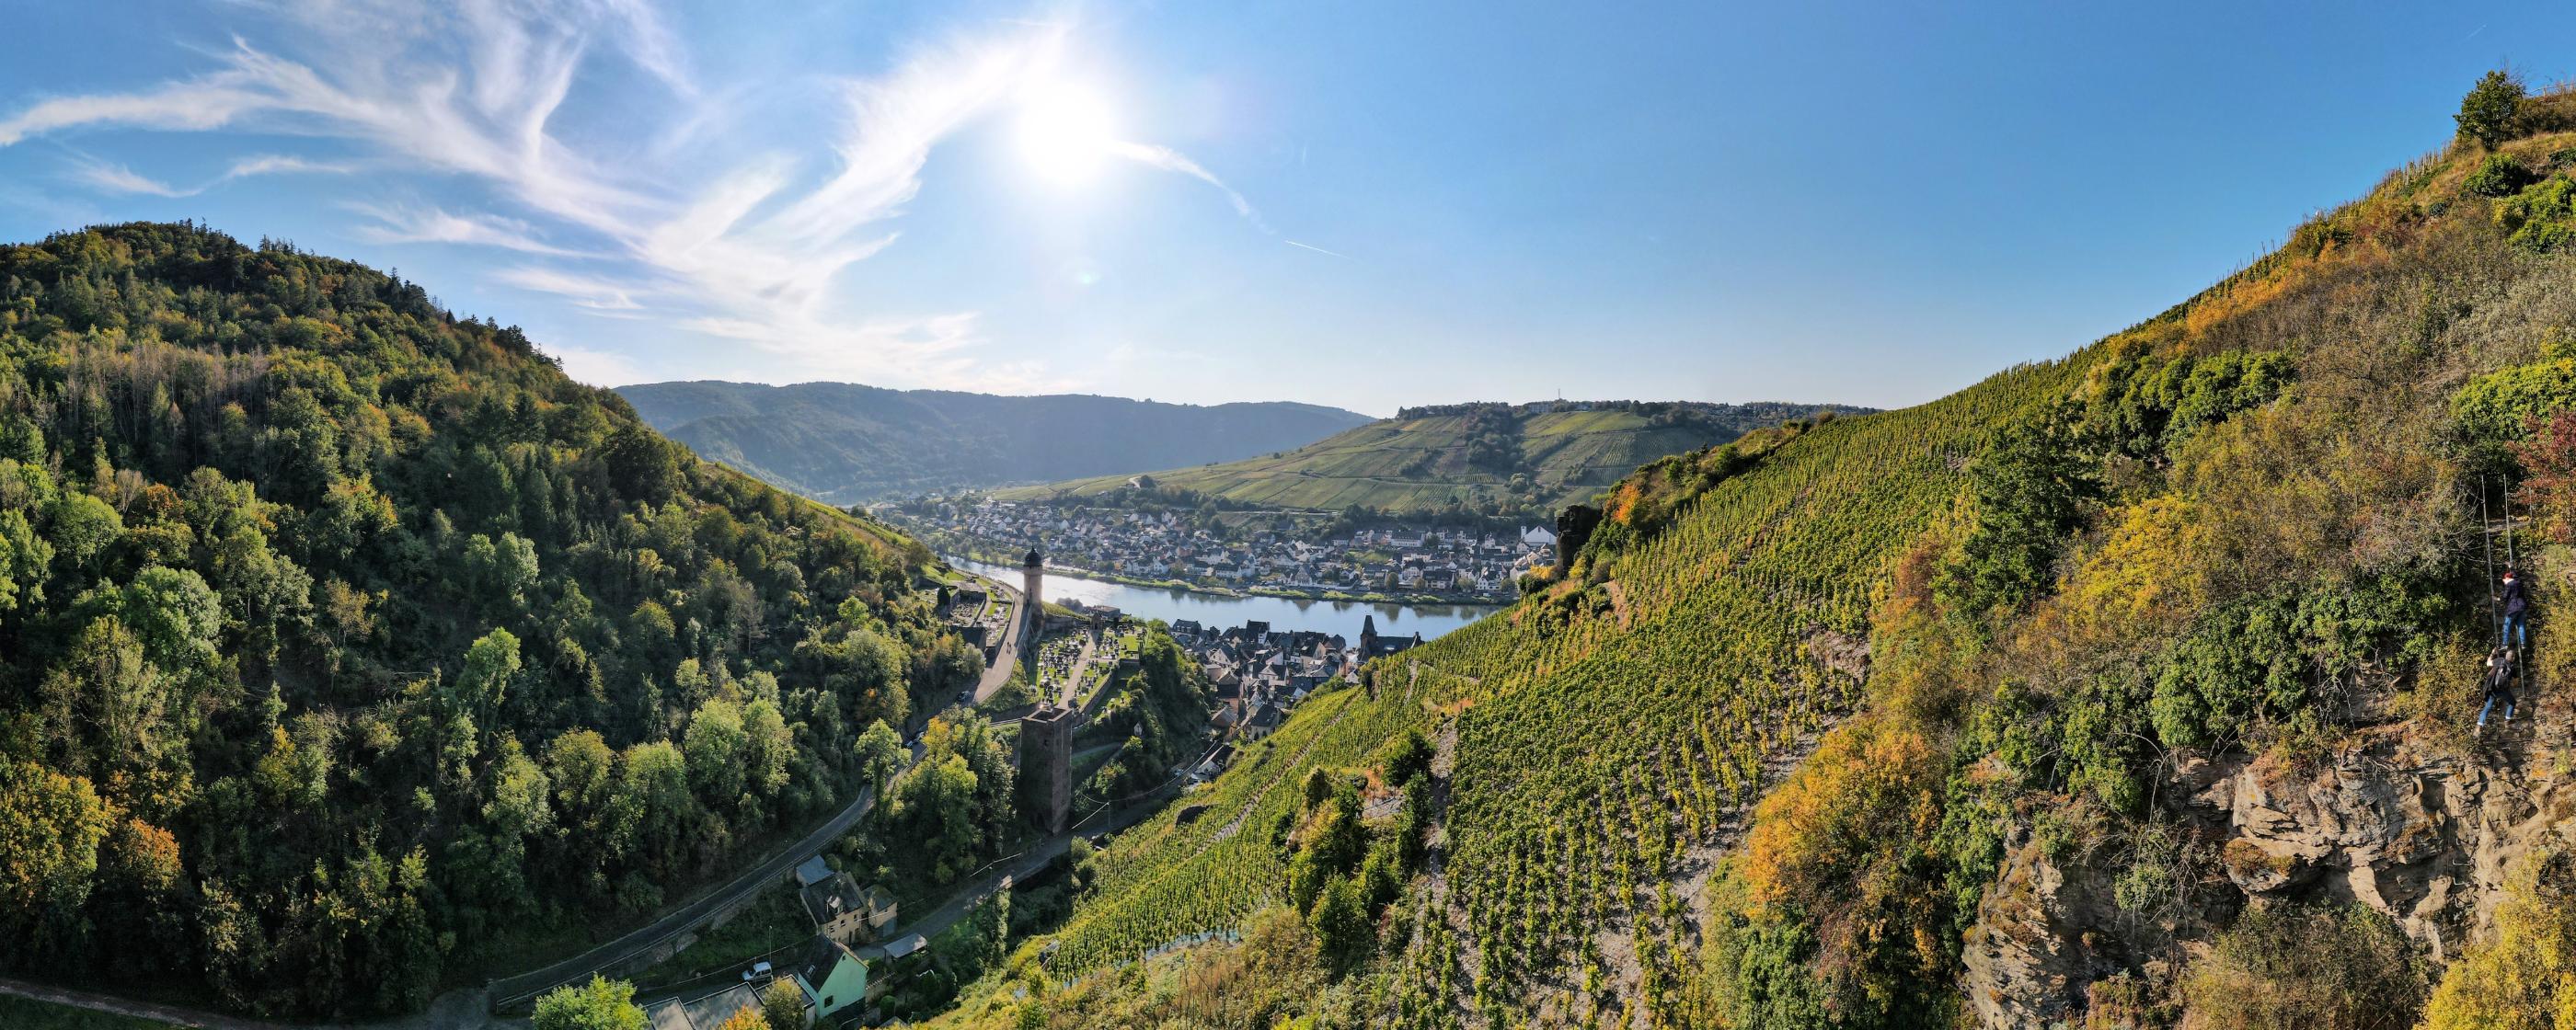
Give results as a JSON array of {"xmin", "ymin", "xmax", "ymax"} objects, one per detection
[
  {"xmin": 891, "ymin": 796, "xmax": 1171, "ymax": 946},
  {"xmin": 488, "ymin": 738, "xmax": 925, "ymax": 1013},
  {"xmin": 0, "ymin": 977, "xmax": 500, "ymax": 1030},
  {"xmin": 0, "ymin": 977, "xmax": 274, "ymax": 1030}
]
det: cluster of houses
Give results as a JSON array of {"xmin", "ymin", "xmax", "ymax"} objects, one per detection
[
  {"xmin": 915, "ymin": 500, "xmax": 1558, "ymax": 601},
  {"xmin": 1173, "ymin": 614, "xmax": 1423, "ymax": 782},
  {"xmin": 641, "ymin": 858, "xmax": 920, "ymax": 1030}
]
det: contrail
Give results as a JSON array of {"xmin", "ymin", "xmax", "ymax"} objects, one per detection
[{"xmin": 1283, "ymin": 239, "xmax": 1347, "ymax": 258}]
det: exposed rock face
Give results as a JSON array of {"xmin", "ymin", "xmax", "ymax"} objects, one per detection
[
  {"xmin": 1959, "ymin": 721, "xmax": 2576, "ymax": 1027},
  {"xmin": 1961, "ymin": 834, "xmax": 2110, "ymax": 1029},
  {"xmin": 2196, "ymin": 727, "xmax": 2572, "ymax": 962}
]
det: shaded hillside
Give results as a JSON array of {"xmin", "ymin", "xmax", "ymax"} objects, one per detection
[
  {"xmin": 617, "ymin": 380, "xmax": 1372, "ymax": 504},
  {"xmin": 0, "ymin": 223, "xmax": 981, "ymax": 1018},
  {"xmin": 995, "ymin": 399, "xmax": 1869, "ymax": 516},
  {"xmin": 925, "ymin": 75, "xmax": 2576, "ymax": 1030}
]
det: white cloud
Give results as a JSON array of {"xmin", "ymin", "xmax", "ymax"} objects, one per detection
[
  {"xmin": 351, "ymin": 202, "xmax": 588, "ymax": 256},
  {"xmin": 74, "ymin": 161, "xmax": 195, "ymax": 197},
  {"xmin": 0, "ymin": 78, "xmax": 269, "ymax": 145},
  {"xmin": 495, "ymin": 266, "xmax": 647, "ymax": 311},
  {"xmin": 224, "ymin": 154, "xmax": 358, "ymax": 177}
]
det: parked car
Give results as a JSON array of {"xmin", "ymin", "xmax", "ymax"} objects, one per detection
[{"xmin": 742, "ymin": 959, "xmax": 772, "ymax": 982}]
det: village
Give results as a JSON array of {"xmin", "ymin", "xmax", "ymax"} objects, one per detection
[
  {"xmin": 898, "ymin": 498, "xmax": 1560, "ymax": 602},
  {"xmin": 939, "ymin": 565, "xmax": 1431, "ymax": 791}
]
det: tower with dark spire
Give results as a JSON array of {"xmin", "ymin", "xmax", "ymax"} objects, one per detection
[{"xmin": 1359, "ymin": 612, "xmax": 1379, "ymax": 658}]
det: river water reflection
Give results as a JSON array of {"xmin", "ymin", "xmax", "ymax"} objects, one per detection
[{"xmin": 949, "ymin": 556, "xmax": 1496, "ymax": 642}]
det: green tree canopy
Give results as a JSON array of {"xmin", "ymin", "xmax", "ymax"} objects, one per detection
[{"xmin": 532, "ymin": 977, "xmax": 648, "ymax": 1030}]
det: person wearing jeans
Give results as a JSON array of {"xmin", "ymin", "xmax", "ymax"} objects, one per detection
[
  {"xmin": 2501, "ymin": 567, "xmax": 2530, "ymax": 654},
  {"xmin": 2478, "ymin": 646, "xmax": 2518, "ymax": 730}
]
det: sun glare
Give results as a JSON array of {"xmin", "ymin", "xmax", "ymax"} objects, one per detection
[{"xmin": 1014, "ymin": 84, "xmax": 1120, "ymax": 188}]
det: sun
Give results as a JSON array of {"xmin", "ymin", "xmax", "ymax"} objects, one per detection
[{"xmin": 1013, "ymin": 83, "xmax": 1120, "ymax": 189}]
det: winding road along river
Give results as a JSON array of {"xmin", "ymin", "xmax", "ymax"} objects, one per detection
[{"xmin": 949, "ymin": 557, "xmax": 1496, "ymax": 641}]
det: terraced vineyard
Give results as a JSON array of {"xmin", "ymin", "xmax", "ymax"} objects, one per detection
[
  {"xmin": 1392, "ymin": 360, "xmax": 2079, "ymax": 1024},
  {"xmin": 1042, "ymin": 680, "xmax": 1449, "ymax": 972},
  {"xmin": 973, "ymin": 355, "xmax": 2086, "ymax": 1024}
]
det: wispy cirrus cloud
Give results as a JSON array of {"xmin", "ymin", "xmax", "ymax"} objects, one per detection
[
  {"xmin": 0, "ymin": 1, "xmax": 1244, "ymax": 393},
  {"xmin": 1110, "ymin": 141, "xmax": 1270, "ymax": 233},
  {"xmin": 73, "ymin": 161, "xmax": 194, "ymax": 198},
  {"xmin": 224, "ymin": 153, "xmax": 359, "ymax": 177},
  {"xmin": 0, "ymin": 79, "xmax": 269, "ymax": 145},
  {"xmin": 350, "ymin": 202, "xmax": 590, "ymax": 256},
  {"xmin": 494, "ymin": 266, "xmax": 647, "ymax": 311},
  {"xmin": 73, "ymin": 151, "xmax": 360, "ymax": 198}
]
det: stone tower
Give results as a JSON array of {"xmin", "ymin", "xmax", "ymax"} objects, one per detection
[
  {"xmin": 1359, "ymin": 612, "xmax": 1379, "ymax": 657},
  {"xmin": 1019, "ymin": 703, "xmax": 1076, "ymax": 833}
]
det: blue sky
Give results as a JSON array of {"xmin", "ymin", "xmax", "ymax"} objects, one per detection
[{"xmin": 1, "ymin": 2, "xmax": 2569, "ymax": 416}]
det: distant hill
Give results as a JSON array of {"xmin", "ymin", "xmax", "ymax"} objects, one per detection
[
  {"xmin": 615, "ymin": 382, "xmax": 1374, "ymax": 503},
  {"xmin": 994, "ymin": 399, "xmax": 1871, "ymax": 514}
]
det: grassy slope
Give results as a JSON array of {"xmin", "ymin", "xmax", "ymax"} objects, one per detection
[{"xmin": 995, "ymin": 405, "xmax": 1849, "ymax": 514}]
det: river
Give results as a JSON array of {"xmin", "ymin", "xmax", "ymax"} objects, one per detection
[{"xmin": 949, "ymin": 557, "xmax": 1497, "ymax": 642}]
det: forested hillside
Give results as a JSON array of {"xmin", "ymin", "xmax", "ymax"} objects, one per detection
[
  {"xmin": 0, "ymin": 223, "xmax": 982, "ymax": 1018},
  {"xmin": 923, "ymin": 74, "xmax": 2576, "ymax": 1029},
  {"xmin": 617, "ymin": 380, "xmax": 1371, "ymax": 504},
  {"xmin": 995, "ymin": 400, "xmax": 1866, "ymax": 518}
]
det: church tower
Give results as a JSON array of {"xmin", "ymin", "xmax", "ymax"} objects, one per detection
[{"xmin": 1360, "ymin": 612, "xmax": 1379, "ymax": 658}]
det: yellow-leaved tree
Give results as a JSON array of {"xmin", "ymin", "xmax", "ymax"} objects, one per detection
[
  {"xmin": 714, "ymin": 1003, "xmax": 771, "ymax": 1030},
  {"xmin": 2420, "ymin": 850, "xmax": 2576, "ymax": 1030}
]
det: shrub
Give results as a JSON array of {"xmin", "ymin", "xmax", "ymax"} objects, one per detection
[
  {"xmin": 2179, "ymin": 903, "xmax": 2424, "ymax": 1030},
  {"xmin": 1307, "ymin": 876, "xmax": 1373, "ymax": 976},
  {"xmin": 532, "ymin": 977, "xmax": 648, "ymax": 1030},
  {"xmin": 2456, "ymin": 70, "xmax": 2527, "ymax": 149},
  {"xmin": 2147, "ymin": 577, "xmax": 2442, "ymax": 750},
  {"xmin": 2452, "ymin": 351, "xmax": 2576, "ymax": 450},
  {"xmin": 2465, "ymin": 153, "xmax": 2536, "ymax": 198},
  {"xmin": 1377, "ymin": 729, "xmax": 1432, "ymax": 787},
  {"xmin": 2493, "ymin": 176, "xmax": 2576, "ymax": 251},
  {"xmin": 1935, "ymin": 409, "xmax": 2099, "ymax": 622}
]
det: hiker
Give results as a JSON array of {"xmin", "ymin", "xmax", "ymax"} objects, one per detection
[
  {"xmin": 2478, "ymin": 645, "xmax": 2519, "ymax": 730},
  {"xmin": 2501, "ymin": 566, "xmax": 2531, "ymax": 653}
]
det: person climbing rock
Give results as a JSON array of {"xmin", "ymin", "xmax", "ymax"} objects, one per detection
[
  {"xmin": 2500, "ymin": 566, "xmax": 2531, "ymax": 654},
  {"xmin": 2478, "ymin": 644, "xmax": 2519, "ymax": 731}
]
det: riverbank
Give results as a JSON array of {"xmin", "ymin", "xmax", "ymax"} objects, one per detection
[{"xmin": 939, "ymin": 544, "xmax": 1515, "ymax": 608}]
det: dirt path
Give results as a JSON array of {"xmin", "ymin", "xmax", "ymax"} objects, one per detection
[{"xmin": 1211, "ymin": 692, "xmax": 1363, "ymax": 841}]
